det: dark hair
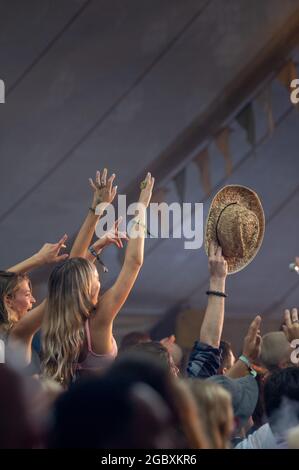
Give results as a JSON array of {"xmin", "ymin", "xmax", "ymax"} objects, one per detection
[
  {"xmin": 48, "ymin": 356, "xmax": 177, "ymax": 448},
  {"xmin": 218, "ymin": 340, "xmax": 233, "ymax": 373},
  {"xmin": 264, "ymin": 367, "xmax": 299, "ymax": 432},
  {"xmin": 128, "ymin": 341, "xmax": 172, "ymax": 371},
  {"xmin": 119, "ymin": 331, "xmax": 151, "ymax": 352}
]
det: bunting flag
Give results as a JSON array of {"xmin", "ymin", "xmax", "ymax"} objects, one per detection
[
  {"xmin": 215, "ymin": 127, "xmax": 233, "ymax": 177},
  {"xmin": 256, "ymin": 85, "xmax": 275, "ymax": 135},
  {"xmin": 277, "ymin": 59, "xmax": 298, "ymax": 93},
  {"xmin": 193, "ymin": 147, "xmax": 212, "ymax": 196},
  {"xmin": 236, "ymin": 103, "xmax": 256, "ymax": 148},
  {"xmin": 174, "ymin": 168, "xmax": 186, "ymax": 204}
]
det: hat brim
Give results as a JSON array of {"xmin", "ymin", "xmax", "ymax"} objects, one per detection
[{"xmin": 205, "ymin": 185, "xmax": 265, "ymax": 274}]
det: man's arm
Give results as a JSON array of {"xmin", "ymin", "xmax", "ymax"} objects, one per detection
[
  {"xmin": 187, "ymin": 242, "xmax": 227, "ymax": 379},
  {"xmin": 226, "ymin": 315, "xmax": 262, "ymax": 379},
  {"xmin": 200, "ymin": 242, "xmax": 228, "ymax": 348}
]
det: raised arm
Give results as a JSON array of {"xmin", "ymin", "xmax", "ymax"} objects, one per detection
[
  {"xmin": 86, "ymin": 217, "xmax": 128, "ymax": 266},
  {"xmin": 90, "ymin": 173, "xmax": 154, "ymax": 351},
  {"xmin": 7, "ymin": 235, "xmax": 68, "ymax": 274},
  {"xmin": 70, "ymin": 168, "xmax": 117, "ymax": 259},
  {"xmin": 200, "ymin": 242, "xmax": 228, "ymax": 348},
  {"xmin": 226, "ymin": 315, "xmax": 262, "ymax": 379},
  {"xmin": 7, "ymin": 236, "xmax": 69, "ymax": 364}
]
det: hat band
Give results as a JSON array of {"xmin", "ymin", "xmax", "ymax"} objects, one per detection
[{"xmin": 215, "ymin": 202, "xmax": 238, "ymax": 246}]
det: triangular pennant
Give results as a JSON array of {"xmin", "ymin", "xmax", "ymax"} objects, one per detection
[
  {"xmin": 256, "ymin": 85, "xmax": 275, "ymax": 135},
  {"xmin": 215, "ymin": 127, "xmax": 233, "ymax": 177},
  {"xmin": 174, "ymin": 168, "xmax": 186, "ymax": 204},
  {"xmin": 193, "ymin": 148, "xmax": 212, "ymax": 196},
  {"xmin": 236, "ymin": 103, "xmax": 256, "ymax": 147}
]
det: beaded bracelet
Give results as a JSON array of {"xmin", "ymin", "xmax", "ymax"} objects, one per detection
[{"xmin": 206, "ymin": 290, "xmax": 227, "ymax": 298}]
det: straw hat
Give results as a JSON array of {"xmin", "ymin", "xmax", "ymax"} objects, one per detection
[{"xmin": 205, "ymin": 185, "xmax": 265, "ymax": 274}]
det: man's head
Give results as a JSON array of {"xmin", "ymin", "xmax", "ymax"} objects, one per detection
[
  {"xmin": 260, "ymin": 332, "xmax": 292, "ymax": 372},
  {"xmin": 119, "ymin": 331, "xmax": 151, "ymax": 352},
  {"xmin": 218, "ymin": 340, "xmax": 235, "ymax": 374},
  {"xmin": 264, "ymin": 367, "xmax": 299, "ymax": 435},
  {"xmin": 208, "ymin": 374, "xmax": 258, "ymax": 431}
]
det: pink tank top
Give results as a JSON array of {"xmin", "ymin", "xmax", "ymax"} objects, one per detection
[{"xmin": 75, "ymin": 320, "xmax": 118, "ymax": 375}]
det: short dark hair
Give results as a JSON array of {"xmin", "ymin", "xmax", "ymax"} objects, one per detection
[
  {"xmin": 128, "ymin": 341, "xmax": 171, "ymax": 371},
  {"xmin": 264, "ymin": 367, "xmax": 299, "ymax": 432},
  {"xmin": 119, "ymin": 331, "xmax": 151, "ymax": 352},
  {"xmin": 218, "ymin": 340, "xmax": 233, "ymax": 373}
]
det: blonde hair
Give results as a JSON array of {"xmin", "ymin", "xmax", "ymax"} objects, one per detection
[
  {"xmin": 41, "ymin": 258, "xmax": 96, "ymax": 387},
  {"xmin": 189, "ymin": 379, "xmax": 233, "ymax": 449},
  {"xmin": 0, "ymin": 271, "xmax": 31, "ymax": 335}
]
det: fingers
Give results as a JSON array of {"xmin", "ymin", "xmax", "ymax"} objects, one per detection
[
  {"xmin": 111, "ymin": 185, "xmax": 118, "ymax": 200},
  {"xmin": 101, "ymin": 168, "xmax": 107, "ymax": 186},
  {"xmin": 149, "ymin": 175, "xmax": 155, "ymax": 192},
  {"xmin": 215, "ymin": 244, "xmax": 222, "ymax": 258},
  {"xmin": 95, "ymin": 171, "xmax": 101, "ymax": 187},
  {"xmin": 284, "ymin": 309, "xmax": 292, "ymax": 328},
  {"xmin": 89, "ymin": 178, "xmax": 97, "ymax": 191},
  {"xmin": 247, "ymin": 315, "xmax": 262, "ymax": 341},
  {"xmin": 107, "ymin": 173, "xmax": 116, "ymax": 192},
  {"xmin": 56, "ymin": 254, "xmax": 69, "ymax": 262},
  {"xmin": 57, "ymin": 234, "xmax": 68, "ymax": 246},
  {"xmin": 291, "ymin": 308, "xmax": 298, "ymax": 323},
  {"xmin": 282, "ymin": 324, "xmax": 290, "ymax": 341},
  {"xmin": 208, "ymin": 241, "xmax": 216, "ymax": 258}
]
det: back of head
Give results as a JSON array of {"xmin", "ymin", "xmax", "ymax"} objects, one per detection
[
  {"xmin": 208, "ymin": 374, "xmax": 258, "ymax": 428},
  {"xmin": 119, "ymin": 331, "xmax": 151, "ymax": 352},
  {"xmin": 218, "ymin": 340, "xmax": 235, "ymax": 374},
  {"xmin": 264, "ymin": 367, "xmax": 299, "ymax": 434},
  {"xmin": 189, "ymin": 379, "xmax": 233, "ymax": 448},
  {"xmin": 41, "ymin": 258, "xmax": 95, "ymax": 386},
  {"xmin": 49, "ymin": 371, "xmax": 178, "ymax": 448},
  {"xmin": 260, "ymin": 332, "xmax": 291, "ymax": 372},
  {"xmin": 127, "ymin": 341, "xmax": 174, "ymax": 374}
]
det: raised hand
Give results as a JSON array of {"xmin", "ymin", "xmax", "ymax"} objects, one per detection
[
  {"xmin": 208, "ymin": 242, "xmax": 228, "ymax": 281},
  {"xmin": 89, "ymin": 168, "xmax": 117, "ymax": 211},
  {"xmin": 282, "ymin": 308, "xmax": 299, "ymax": 342},
  {"xmin": 138, "ymin": 172, "xmax": 155, "ymax": 208},
  {"xmin": 35, "ymin": 234, "xmax": 68, "ymax": 265},
  {"xmin": 93, "ymin": 217, "xmax": 128, "ymax": 251},
  {"xmin": 242, "ymin": 315, "xmax": 262, "ymax": 362}
]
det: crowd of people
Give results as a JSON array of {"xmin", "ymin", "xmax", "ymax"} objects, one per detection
[{"xmin": 0, "ymin": 168, "xmax": 299, "ymax": 449}]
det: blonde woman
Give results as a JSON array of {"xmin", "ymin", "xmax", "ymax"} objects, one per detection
[
  {"xmin": 42, "ymin": 169, "xmax": 154, "ymax": 386},
  {"xmin": 0, "ymin": 236, "xmax": 68, "ymax": 364},
  {"xmin": 189, "ymin": 380, "xmax": 234, "ymax": 449}
]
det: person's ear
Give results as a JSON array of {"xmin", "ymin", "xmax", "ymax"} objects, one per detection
[
  {"xmin": 4, "ymin": 294, "xmax": 13, "ymax": 309},
  {"xmin": 222, "ymin": 367, "xmax": 227, "ymax": 375}
]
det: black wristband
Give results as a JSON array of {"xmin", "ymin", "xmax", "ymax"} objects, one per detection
[{"xmin": 206, "ymin": 290, "xmax": 227, "ymax": 298}]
